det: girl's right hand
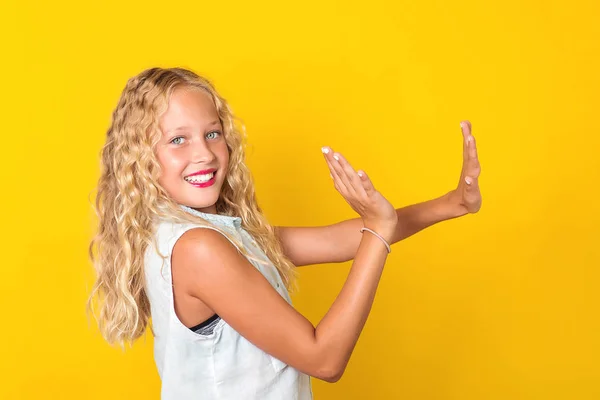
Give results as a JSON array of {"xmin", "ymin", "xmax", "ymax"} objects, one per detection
[{"xmin": 322, "ymin": 147, "xmax": 398, "ymax": 242}]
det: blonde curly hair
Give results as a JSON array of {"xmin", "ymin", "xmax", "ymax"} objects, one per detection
[{"xmin": 88, "ymin": 67, "xmax": 297, "ymax": 346}]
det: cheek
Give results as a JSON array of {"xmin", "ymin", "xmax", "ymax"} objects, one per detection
[
  {"xmin": 219, "ymin": 144, "xmax": 230, "ymax": 170},
  {"xmin": 157, "ymin": 150, "xmax": 184, "ymax": 182}
]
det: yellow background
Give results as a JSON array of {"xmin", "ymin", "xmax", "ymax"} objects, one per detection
[{"xmin": 1, "ymin": 0, "xmax": 598, "ymax": 399}]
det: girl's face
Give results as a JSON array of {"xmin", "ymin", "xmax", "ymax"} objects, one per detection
[{"xmin": 156, "ymin": 87, "xmax": 229, "ymax": 214}]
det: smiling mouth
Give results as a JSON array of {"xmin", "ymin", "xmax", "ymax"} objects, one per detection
[{"xmin": 184, "ymin": 170, "xmax": 217, "ymax": 184}]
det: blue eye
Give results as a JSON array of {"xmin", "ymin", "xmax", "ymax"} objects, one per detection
[
  {"xmin": 170, "ymin": 136, "xmax": 184, "ymax": 145},
  {"xmin": 207, "ymin": 131, "xmax": 221, "ymax": 140}
]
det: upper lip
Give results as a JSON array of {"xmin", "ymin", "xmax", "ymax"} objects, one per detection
[{"xmin": 185, "ymin": 168, "xmax": 217, "ymax": 178}]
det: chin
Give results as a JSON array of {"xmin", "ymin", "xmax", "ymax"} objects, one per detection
[{"xmin": 183, "ymin": 194, "xmax": 220, "ymax": 211}]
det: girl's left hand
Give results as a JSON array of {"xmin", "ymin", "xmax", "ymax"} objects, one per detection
[{"xmin": 447, "ymin": 120, "xmax": 482, "ymax": 215}]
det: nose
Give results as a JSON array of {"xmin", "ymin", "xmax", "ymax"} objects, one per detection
[{"xmin": 190, "ymin": 139, "xmax": 216, "ymax": 164}]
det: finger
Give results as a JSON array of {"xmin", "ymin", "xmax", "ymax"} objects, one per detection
[
  {"xmin": 468, "ymin": 132, "xmax": 478, "ymax": 161},
  {"xmin": 337, "ymin": 152, "xmax": 369, "ymax": 198},
  {"xmin": 467, "ymin": 134, "xmax": 481, "ymax": 179},
  {"xmin": 325, "ymin": 147, "xmax": 376, "ymax": 197},
  {"xmin": 322, "ymin": 147, "xmax": 350, "ymax": 195},
  {"xmin": 332, "ymin": 152, "xmax": 364, "ymax": 198},
  {"xmin": 329, "ymin": 152, "xmax": 359, "ymax": 197},
  {"xmin": 357, "ymin": 169, "xmax": 376, "ymax": 195},
  {"xmin": 321, "ymin": 147, "xmax": 337, "ymax": 179},
  {"xmin": 464, "ymin": 175, "xmax": 479, "ymax": 191},
  {"xmin": 324, "ymin": 152, "xmax": 346, "ymax": 192},
  {"xmin": 462, "ymin": 120, "xmax": 472, "ymax": 131},
  {"xmin": 460, "ymin": 120, "xmax": 472, "ymax": 165}
]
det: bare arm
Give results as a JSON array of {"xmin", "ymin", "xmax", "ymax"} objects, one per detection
[
  {"xmin": 276, "ymin": 192, "xmax": 461, "ymax": 266},
  {"xmin": 173, "ymin": 225, "xmax": 392, "ymax": 382}
]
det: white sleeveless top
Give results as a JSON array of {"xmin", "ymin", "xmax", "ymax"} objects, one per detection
[{"xmin": 144, "ymin": 206, "xmax": 313, "ymax": 399}]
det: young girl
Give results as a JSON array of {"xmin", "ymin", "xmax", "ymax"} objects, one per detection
[{"xmin": 89, "ymin": 67, "xmax": 481, "ymax": 399}]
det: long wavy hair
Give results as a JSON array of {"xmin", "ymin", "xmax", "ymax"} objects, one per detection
[{"xmin": 88, "ymin": 67, "xmax": 297, "ymax": 346}]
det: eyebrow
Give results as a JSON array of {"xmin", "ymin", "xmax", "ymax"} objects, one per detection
[{"xmin": 167, "ymin": 120, "xmax": 221, "ymax": 133}]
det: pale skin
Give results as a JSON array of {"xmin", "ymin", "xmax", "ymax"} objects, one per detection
[{"xmin": 158, "ymin": 87, "xmax": 482, "ymax": 382}]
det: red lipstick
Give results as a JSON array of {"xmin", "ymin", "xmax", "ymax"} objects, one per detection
[
  {"xmin": 185, "ymin": 168, "xmax": 217, "ymax": 177},
  {"xmin": 184, "ymin": 168, "xmax": 218, "ymax": 188}
]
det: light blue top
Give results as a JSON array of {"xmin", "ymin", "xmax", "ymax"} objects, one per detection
[{"xmin": 144, "ymin": 206, "xmax": 313, "ymax": 399}]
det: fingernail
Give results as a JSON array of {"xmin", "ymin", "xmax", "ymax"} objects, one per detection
[
  {"xmin": 460, "ymin": 122, "xmax": 464, "ymax": 130},
  {"xmin": 465, "ymin": 177, "xmax": 472, "ymax": 185},
  {"xmin": 333, "ymin": 153, "xmax": 339, "ymax": 161},
  {"xmin": 321, "ymin": 147, "xmax": 330, "ymax": 154},
  {"xmin": 358, "ymin": 171, "xmax": 364, "ymax": 177}
]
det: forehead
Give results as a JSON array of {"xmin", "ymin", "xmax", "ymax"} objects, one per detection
[{"xmin": 160, "ymin": 87, "xmax": 220, "ymax": 130}]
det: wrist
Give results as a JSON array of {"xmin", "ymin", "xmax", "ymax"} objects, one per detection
[
  {"xmin": 360, "ymin": 227, "xmax": 393, "ymax": 253},
  {"xmin": 362, "ymin": 221, "xmax": 396, "ymax": 244},
  {"xmin": 441, "ymin": 190, "xmax": 468, "ymax": 219}
]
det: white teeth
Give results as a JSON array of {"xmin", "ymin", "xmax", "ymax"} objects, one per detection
[{"xmin": 185, "ymin": 172, "xmax": 215, "ymax": 183}]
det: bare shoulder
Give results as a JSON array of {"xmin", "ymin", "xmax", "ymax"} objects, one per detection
[
  {"xmin": 172, "ymin": 227, "xmax": 244, "ymax": 276},
  {"xmin": 174, "ymin": 227, "xmax": 239, "ymax": 254}
]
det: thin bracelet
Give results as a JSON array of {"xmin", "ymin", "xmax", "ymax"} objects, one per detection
[{"xmin": 360, "ymin": 227, "xmax": 391, "ymax": 253}]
